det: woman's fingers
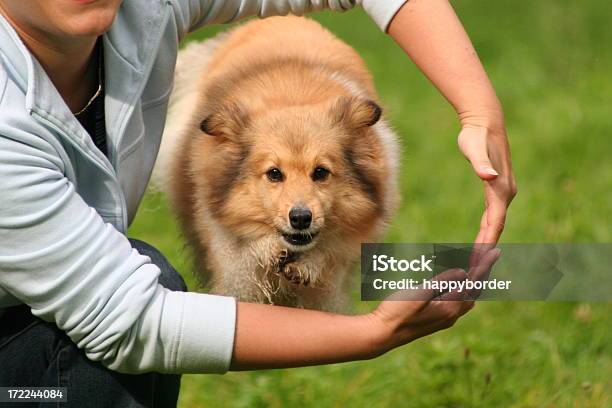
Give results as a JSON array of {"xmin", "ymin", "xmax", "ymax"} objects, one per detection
[
  {"xmin": 404, "ymin": 269, "xmax": 471, "ymax": 325},
  {"xmin": 377, "ymin": 268, "xmax": 469, "ymax": 329},
  {"xmin": 431, "ymin": 246, "xmax": 500, "ymax": 312},
  {"xmin": 475, "ymin": 210, "xmax": 488, "ymax": 244},
  {"xmin": 470, "ymin": 211, "xmax": 490, "ymax": 266},
  {"xmin": 481, "ymin": 167, "xmax": 516, "ymax": 244},
  {"xmin": 465, "ymin": 247, "xmax": 502, "ymax": 300},
  {"xmin": 420, "ymin": 248, "xmax": 501, "ymax": 329},
  {"xmin": 483, "ymin": 189, "xmax": 508, "ymax": 244}
]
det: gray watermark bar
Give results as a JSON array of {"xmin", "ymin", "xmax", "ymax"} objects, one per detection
[
  {"xmin": 360, "ymin": 244, "xmax": 612, "ymax": 301},
  {"xmin": 0, "ymin": 387, "xmax": 67, "ymax": 403}
]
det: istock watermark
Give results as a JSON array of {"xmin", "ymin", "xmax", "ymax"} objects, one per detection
[
  {"xmin": 360, "ymin": 244, "xmax": 612, "ymax": 301},
  {"xmin": 371, "ymin": 254, "xmax": 435, "ymax": 272}
]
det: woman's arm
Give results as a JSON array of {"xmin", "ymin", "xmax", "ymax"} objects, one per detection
[
  {"xmin": 231, "ymin": 249, "xmax": 500, "ymax": 370},
  {"xmin": 387, "ymin": 0, "xmax": 517, "ymax": 244},
  {"xmin": 170, "ymin": 0, "xmax": 408, "ymax": 38},
  {"xmin": 0, "ymin": 134, "xmax": 235, "ymax": 374}
]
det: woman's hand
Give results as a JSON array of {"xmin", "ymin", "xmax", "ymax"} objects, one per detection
[
  {"xmin": 457, "ymin": 115, "xmax": 517, "ymax": 244},
  {"xmin": 366, "ymin": 247, "xmax": 501, "ymax": 356},
  {"xmin": 365, "ymin": 269, "xmax": 473, "ymax": 356}
]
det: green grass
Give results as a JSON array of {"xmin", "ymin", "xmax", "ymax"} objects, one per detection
[{"xmin": 129, "ymin": 1, "xmax": 612, "ymax": 406}]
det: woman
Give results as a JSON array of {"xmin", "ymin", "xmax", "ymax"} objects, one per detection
[{"xmin": 0, "ymin": 0, "xmax": 515, "ymax": 406}]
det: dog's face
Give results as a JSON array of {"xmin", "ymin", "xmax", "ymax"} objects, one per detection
[{"xmin": 197, "ymin": 96, "xmax": 387, "ymax": 252}]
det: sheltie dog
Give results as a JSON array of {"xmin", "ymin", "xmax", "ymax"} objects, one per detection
[{"xmin": 155, "ymin": 16, "xmax": 400, "ymax": 311}]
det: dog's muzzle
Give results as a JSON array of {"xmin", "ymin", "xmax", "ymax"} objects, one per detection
[{"xmin": 282, "ymin": 231, "xmax": 318, "ymax": 246}]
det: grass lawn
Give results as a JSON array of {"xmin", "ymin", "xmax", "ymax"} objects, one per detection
[{"xmin": 129, "ymin": 1, "xmax": 611, "ymax": 406}]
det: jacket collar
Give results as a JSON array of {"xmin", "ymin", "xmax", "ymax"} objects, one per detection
[{"xmin": 0, "ymin": 1, "xmax": 168, "ymax": 170}]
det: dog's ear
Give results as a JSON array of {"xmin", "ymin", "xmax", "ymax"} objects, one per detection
[
  {"xmin": 200, "ymin": 102, "xmax": 249, "ymax": 140},
  {"xmin": 331, "ymin": 96, "xmax": 382, "ymax": 130}
]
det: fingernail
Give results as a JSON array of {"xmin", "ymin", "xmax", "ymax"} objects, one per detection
[{"xmin": 483, "ymin": 167, "xmax": 499, "ymax": 176}]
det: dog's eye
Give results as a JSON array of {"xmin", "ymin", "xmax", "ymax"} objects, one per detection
[
  {"xmin": 312, "ymin": 167, "xmax": 330, "ymax": 182},
  {"xmin": 266, "ymin": 168, "xmax": 284, "ymax": 182}
]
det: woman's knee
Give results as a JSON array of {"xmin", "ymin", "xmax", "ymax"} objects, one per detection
[{"xmin": 128, "ymin": 239, "xmax": 187, "ymax": 292}]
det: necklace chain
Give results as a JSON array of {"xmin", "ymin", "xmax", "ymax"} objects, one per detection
[{"xmin": 74, "ymin": 43, "xmax": 103, "ymax": 117}]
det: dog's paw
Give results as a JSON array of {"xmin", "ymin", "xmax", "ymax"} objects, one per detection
[
  {"xmin": 281, "ymin": 263, "xmax": 310, "ymax": 286},
  {"xmin": 277, "ymin": 250, "xmax": 310, "ymax": 286}
]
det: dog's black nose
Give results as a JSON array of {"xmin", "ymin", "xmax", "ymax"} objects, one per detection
[{"xmin": 289, "ymin": 207, "xmax": 312, "ymax": 230}]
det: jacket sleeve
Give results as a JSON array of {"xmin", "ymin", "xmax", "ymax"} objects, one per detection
[
  {"xmin": 168, "ymin": 0, "xmax": 409, "ymax": 36},
  {"xmin": 0, "ymin": 133, "xmax": 236, "ymax": 374}
]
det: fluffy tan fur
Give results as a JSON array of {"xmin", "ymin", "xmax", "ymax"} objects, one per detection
[{"xmin": 161, "ymin": 16, "xmax": 400, "ymax": 311}]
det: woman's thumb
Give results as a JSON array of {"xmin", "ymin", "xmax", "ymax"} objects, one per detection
[
  {"xmin": 470, "ymin": 156, "xmax": 499, "ymax": 180},
  {"xmin": 458, "ymin": 129, "xmax": 499, "ymax": 181}
]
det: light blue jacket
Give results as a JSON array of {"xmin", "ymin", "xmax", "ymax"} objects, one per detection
[{"xmin": 0, "ymin": 0, "xmax": 407, "ymax": 374}]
